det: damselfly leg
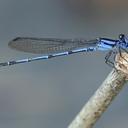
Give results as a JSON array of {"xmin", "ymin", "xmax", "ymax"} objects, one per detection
[
  {"xmin": 105, "ymin": 45, "xmax": 128, "ymax": 69},
  {"xmin": 105, "ymin": 50, "xmax": 117, "ymax": 68}
]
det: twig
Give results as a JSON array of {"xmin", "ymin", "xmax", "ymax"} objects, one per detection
[{"xmin": 68, "ymin": 53, "xmax": 128, "ymax": 128}]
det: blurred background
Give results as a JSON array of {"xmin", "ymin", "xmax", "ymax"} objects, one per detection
[{"xmin": 0, "ymin": 0, "xmax": 128, "ymax": 128}]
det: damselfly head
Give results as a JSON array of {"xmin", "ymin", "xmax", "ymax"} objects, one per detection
[
  {"xmin": 119, "ymin": 34, "xmax": 128, "ymax": 47},
  {"xmin": 119, "ymin": 34, "xmax": 125, "ymax": 41}
]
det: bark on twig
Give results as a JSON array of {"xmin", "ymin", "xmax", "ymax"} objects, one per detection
[{"xmin": 68, "ymin": 53, "xmax": 128, "ymax": 128}]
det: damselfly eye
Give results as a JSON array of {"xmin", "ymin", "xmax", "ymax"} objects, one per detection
[{"xmin": 119, "ymin": 34, "xmax": 125, "ymax": 40}]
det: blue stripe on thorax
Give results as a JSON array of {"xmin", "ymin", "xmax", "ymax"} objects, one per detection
[{"xmin": 97, "ymin": 38, "xmax": 117, "ymax": 51}]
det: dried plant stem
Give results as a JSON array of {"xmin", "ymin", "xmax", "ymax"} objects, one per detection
[{"xmin": 68, "ymin": 53, "xmax": 128, "ymax": 128}]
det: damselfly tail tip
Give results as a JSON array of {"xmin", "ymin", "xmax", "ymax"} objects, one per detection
[{"xmin": 0, "ymin": 62, "xmax": 8, "ymax": 67}]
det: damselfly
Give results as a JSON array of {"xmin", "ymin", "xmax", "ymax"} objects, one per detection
[{"xmin": 0, "ymin": 34, "xmax": 127, "ymax": 67}]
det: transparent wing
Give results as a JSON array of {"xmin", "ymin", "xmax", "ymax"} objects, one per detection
[{"xmin": 8, "ymin": 37, "xmax": 99, "ymax": 54}]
